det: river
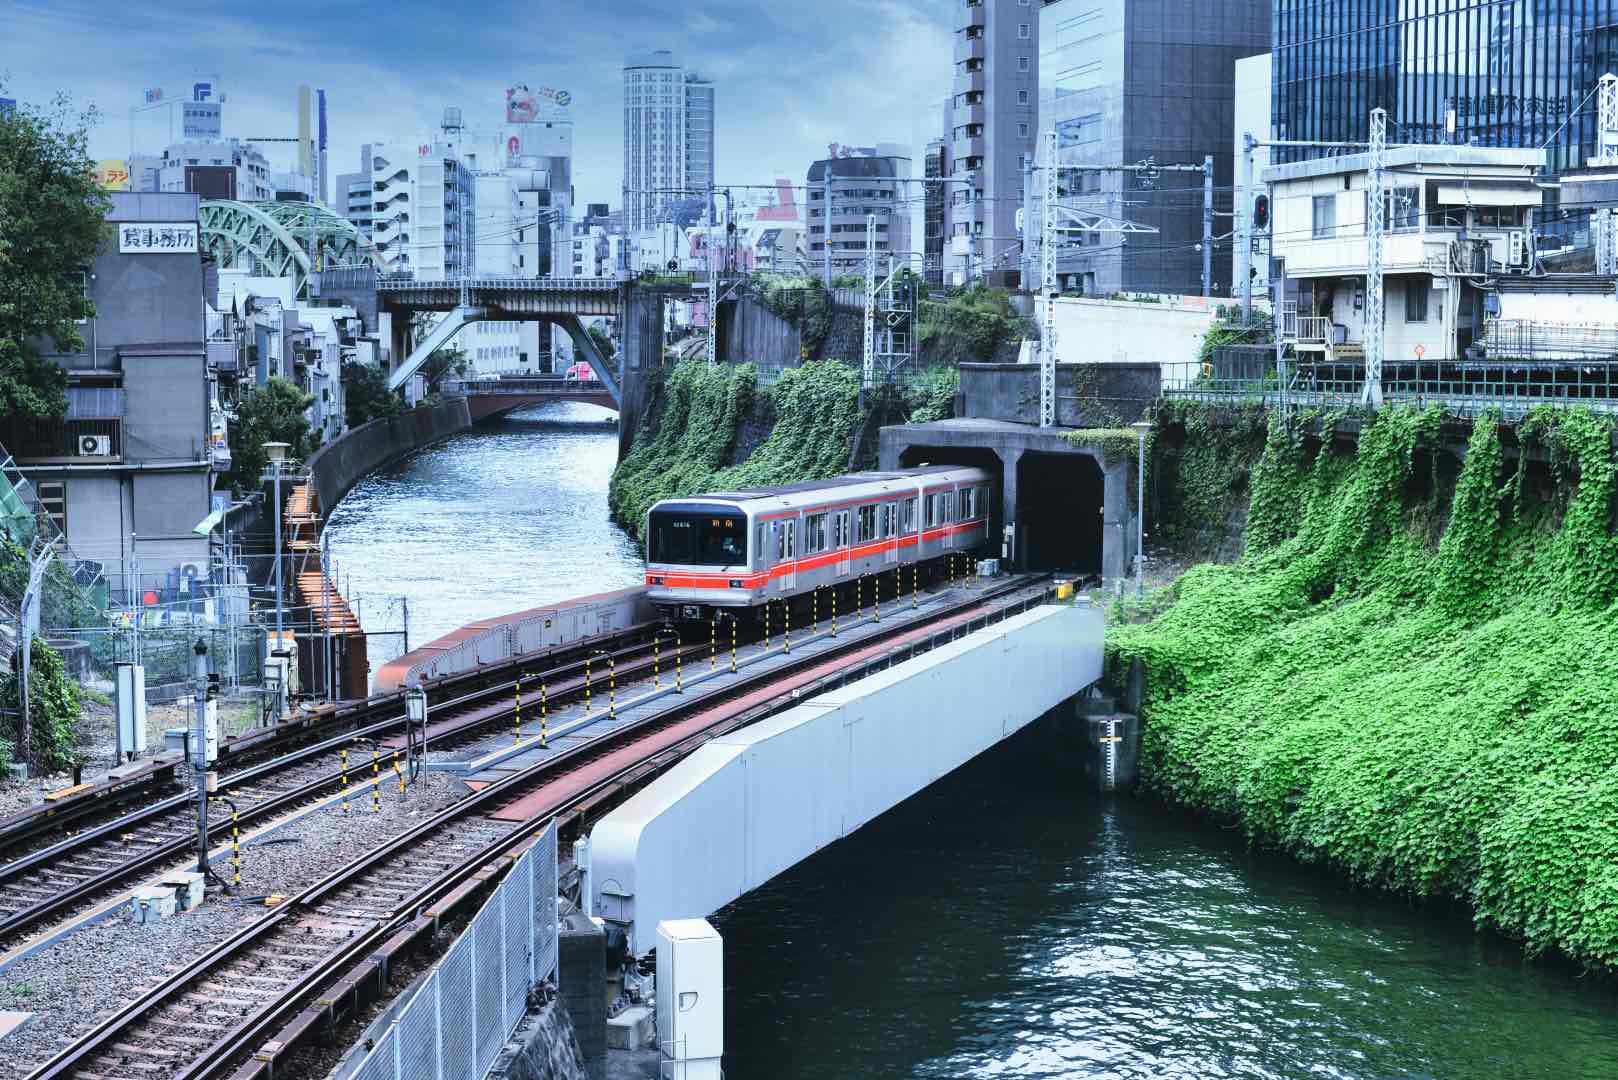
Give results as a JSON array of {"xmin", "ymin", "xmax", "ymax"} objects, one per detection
[{"xmin": 324, "ymin": 405, "xmax": 1618, "ymax": 1080}]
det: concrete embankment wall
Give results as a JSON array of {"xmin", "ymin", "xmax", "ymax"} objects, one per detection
[
  {"xmin": 306, "ymin": 397, "xmax": 472, "ymax": 519},
  {"xmin": 959, "ymin": 361, "xmax": 1160, "ymax": 427}
]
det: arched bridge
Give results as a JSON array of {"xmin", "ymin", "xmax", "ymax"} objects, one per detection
[
  {"xmin": 199, "ymin": 200, "xmax": 384, "ymax": 300},
  {"xmin": 447, "ymin": 376, "xmax": 618, "ymax": 421}
]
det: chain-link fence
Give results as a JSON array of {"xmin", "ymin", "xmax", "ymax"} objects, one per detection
[{"xmin": 350, "ymin": 821, "xmax": 559, "ymax": 1080}]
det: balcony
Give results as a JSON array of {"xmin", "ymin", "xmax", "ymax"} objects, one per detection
[
  {"xmin": 1279, "ymin": 229, "xmax": 1459, "ymax": 278},
  {"xmin": 207, "ymin": 338, "xmax": 238, "ymax": 374},
  {"xmin": 953, "ymin": 68, "xmax": 987, "ymax": 98},
  {"xmin": 0, "ymin": 417, "xmax": 122, "ymax": 462},
  {"xmin": 955, "ymin": 33, "xmax": 986, "ymax": 65},
  {"xmin": 955, "ymin": 135, "xmax": 987, "ymax": 161},
  {"xmin": 957, "ymin": 0, "xmax": 986, "ymax": 32}
]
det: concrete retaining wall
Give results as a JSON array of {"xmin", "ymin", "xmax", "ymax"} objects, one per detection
[
  {"xmin": 1048, "ymin": 294, "xmax": 1221, "ymax": 367},
  {"xmin": 959, "ymin": 362, "xmax": 1160, "ymax": 427},
  {"xmin": 305, "ymin": 396, "xmax": 472, "ymax": 519}
]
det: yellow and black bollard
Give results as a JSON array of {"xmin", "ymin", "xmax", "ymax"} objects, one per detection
[
  {"xmin": 393, "ymin": 750, "xmax": 405, "ymax": 795},
  {"xmin": 675, "ymin": 641, "xmax": 684, "ymax": 694},
  {"xmin": 763, "ymin": 601, "xmax": 771, "ymax": 652},
  {"xmin": 540, "ymin": 682, "xmax": 549, "ymax": 747},
  {"xmin": 514, "ymin": 675, "xmax": 523, "ymax": 745},
  {"xmin": 340, "ymin": 747, "xmax": 350, "ymax": 814},
  {"xmin": 709, "ymin": 615, "xmax": 717, "ymax": 671},
  {"xmin": 608, "ymin": 654, "xmax": 617, "ymax": 718},
  {"xmin": 857, "ymin": 575, "xmax": 864, "ymax": 620},
  {"xmin": 653, "ymin": 636, "xmax": 662, "ymax": 687},
  {"xmin": 784, "ymin": 601, "xmax": 791, "ymax": 653},
  {"xmin": 584, "ymin": 653, "xmax": 594, "ymax": 715},
  {"xmin": 730, "ymin": 617, "xmax": 738, "ymax": 673},
  {"xmin": 370, "ymin": 747, "xmax": 381, "ymax": 814},
  {"xmin": 812, "ymin": 588, "xmax": 819, "ymax": 633},
  {"xmin": 910, "ymin": 561, "xmax": 918, "ymax": 608},
  {"xmin": 229, "ymin": 803, "xmax": 241, "ymax": 887},
  {"xmin": 831, "ymin": 584, "xmax": 839, "ymax": 637}
]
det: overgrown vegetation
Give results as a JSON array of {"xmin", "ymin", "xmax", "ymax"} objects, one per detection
[
  {"xmin": 0, "ymin": 85, "xmax": 110, "ymax": 420},
  {"xmin": 1108, "ymin": 406, "xmax": 1618, "ymax": 970},
  {"xmin": 1196, "ymin": 308, "xmax": 1272, "ymax": 370},
  {"xmin": 916, "ymin": 286, "xmax": 1028, "ymax": 364},
  {"xmin": 610, "ymin": 359, "xmax": 955, "ymax": 536},
  {"xmin": 1148, "ymin": 400, "xmax": 1270, "ymax": 558},
  {"xmin": 748, "ymin": 274, "xmax": 837, "ymax": 358},
  {"xmin": 225, "ymin": 376, "xmax": 314, "ymax": 494},
  {"xmin": 342, "ymin": 361, "xmax": 405, "ymax": 429},
  {"xmin": 0, "ymin": 637, "xmax": 83, "ymax": 775}
]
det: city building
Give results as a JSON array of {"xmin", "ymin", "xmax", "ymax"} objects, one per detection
[
  {"xmin": 1233, "ymin": 52, "xmax": 1273, "ymax": 302},
  {"xmin": 1036, "ymin": 0, "xmax": 1268, "ymax": 296},
  {"xmin": 333, "ymin": 144, "xmax": 376, "ymax": 237},
  {"xmin": 623, "ymin": 51, "xmax": 717, "ymax": 231},
  {"xmin": 369, "ymin": 138, "xmax": 473, "ymax": 279},
  {"xmin": 297, "ymin": 85, "xmax": 328, "ymax": 204},
  {"xmin": 806, "ymin": 145, "xmax": 914, "ymax": 278},
  {"xmin": 1272, "ymin": 4, "xmax": 1604, "ymax": 173},
  {"xmin": 128, "ymin": 139, "xmax": 275, "ymax": 201},
  {"xmin": 0, "ymin": 193, "xmax": 216, "ymax": 599},
  {"xmin": 924, "ymin": 135, "xmax": 950, "ymax": 287},
  {"xmin": 1267, "ymin": 145, "xmax": 1544, "ymax": 363},
  {"xmin": 949, "ymin": 0, "xmax": 1039, "ymax": 286}
]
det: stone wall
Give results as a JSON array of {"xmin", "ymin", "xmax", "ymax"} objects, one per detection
[
  {"xmin": 959, "ymin": 362, "xmax": 1160, "ymax": 427},
  {"xmin": 305, "ymin": 396, "xmax": 472, "ymax": 519}
]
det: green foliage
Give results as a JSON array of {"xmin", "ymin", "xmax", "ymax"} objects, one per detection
[
  {"xmin": 610, "ymin": 359, "xmax": 941, "ymax": 537},
  {"xmin": 0, "ymin": 87, "xmax": 110, "ymax": 420},
  {"xmin": 1196, "ymin": 309, "xmax": 1272, "ymax": 369},
  {"xmin": 916, "ymin": 287, "xmax": 1026, "ymax": 363},
  {"xmin": 1109, "ymin": 407, "xmax": 1618, "ymax": 970},
  {"xmin": 898, "ymin": 366, "xmax": 959, "ymax": 425},
  {"xmin": 587, "ymin": 324, "xmax": 617, "ymax": 362},
  {"xmin": 748, "ymin": 274, "xmax": 835, "ymax": 357},
  {"xmin": 342, "ymin": 361, "xmax": 405, "ymax": 429},
  {"xmin": 0, "ymin": 637, "xmax": 82, "ymax": 774},
  {"xmin": 226, "ymin": 376, "xmax": 314, "ymax": 494},
  {"xmin": 1149, "ymin": 401, "xmax": 1270, "ymax": 558}
]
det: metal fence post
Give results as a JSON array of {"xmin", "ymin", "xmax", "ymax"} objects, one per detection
[{"xmin": 433, "ymin": 975, "xmax": 445, "ymax": 1080}]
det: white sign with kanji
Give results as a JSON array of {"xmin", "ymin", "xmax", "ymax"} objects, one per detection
[{"xmin": 118, "ymin": 223, "xmax": 198, "ymax": 254}]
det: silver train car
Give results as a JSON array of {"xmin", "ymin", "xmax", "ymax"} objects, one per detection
[{"xmin": 643, "ymin": 466, "xmax": 993, "ymax": 622}]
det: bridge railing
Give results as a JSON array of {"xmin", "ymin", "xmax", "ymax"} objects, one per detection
[
  {"xmin": 444, "ymin": 378, "xmax": 609, "ymax": 395},
  {"xmin": 375, "ymin": 273, "xmax": 628, "ymax": 292}
]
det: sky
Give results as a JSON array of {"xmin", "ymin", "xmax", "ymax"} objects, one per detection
[{"xmin": 5, "ymin": 0, "xmax": 955, "ymax": 209}]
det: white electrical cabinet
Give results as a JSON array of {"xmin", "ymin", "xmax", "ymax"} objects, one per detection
[
  {"xmin": 115, "ymin": 663, "xmax": 146, "ymax": 759},
  {"xmin": 656, "ymin": 919, "xmax": 723, "ymax": 1080}
]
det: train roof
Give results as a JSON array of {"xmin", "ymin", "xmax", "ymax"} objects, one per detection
[{"xmin": 701, "ymin": 466, "xmax": 984, "ymax": 502}]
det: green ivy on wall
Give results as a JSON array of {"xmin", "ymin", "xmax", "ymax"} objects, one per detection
[{"xmin": 1108, "ymin": 406, "xmax": 1618, "ymax": 970}]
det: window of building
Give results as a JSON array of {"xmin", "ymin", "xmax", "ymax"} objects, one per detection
[
  {"xmin": 1405, "ymin": 277, "xmax": 1430, "ymax": 322},
  {"xmin": 1473, "ymin": 206, "xmax": 1520, "ymax": 228},
  {"xmin": 35, "ymin": 481, "xmax": 65, "ymax": 535},
  {"xmin": 1018, "ymin": 90, "xmax": 1030, "ymax": 105},
  {"xmin": 1019, "ymin": 23, "xmax": 1030, "ymax": 38},
  {"xmin": 1018, "ymin": 123, "xmax": 1030, "ymax": 137},
  {"xmin": 1017, "ymin": 56, "xmax": 1030, "ymax": 71},
  {"xmin": 1311, "ymin": 194, "xmax": 1336, "ymax": 238}
]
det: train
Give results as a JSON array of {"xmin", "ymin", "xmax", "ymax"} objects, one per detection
[{"xmin": 643, "ymin": 465, "xmax": 994, "ymax": 624}]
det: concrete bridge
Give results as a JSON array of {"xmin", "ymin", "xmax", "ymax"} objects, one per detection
[{"xmin": 445, "ymin": 375, "xmax": 618, "ymax": 421}]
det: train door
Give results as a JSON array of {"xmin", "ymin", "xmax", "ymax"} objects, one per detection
[
  {"xmin": 835, "ymin": 511, "xmax": 852, "ymax": 575},
  {"xmin": 774, "ymin": 517, "xmax": 797, "ymax": 593},
  {"xmin": 882, "ymin": 502, "xmax": 899, "ymax": 564}
]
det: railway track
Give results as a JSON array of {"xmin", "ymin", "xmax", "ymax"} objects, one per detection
[
  {"xmin": 0, "ymin": 628, "xmax": 704, "ymax": 950},
  {"xmin": 28, "ymin": 575, "xmax": 1055, "ymax": 1080}
]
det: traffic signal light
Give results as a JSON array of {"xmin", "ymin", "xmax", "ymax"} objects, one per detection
[{"xmin": 1253, "ymin": 194, "xmax": 1270, "ymax": 230}]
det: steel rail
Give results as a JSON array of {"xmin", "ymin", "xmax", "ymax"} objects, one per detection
[{"xmin": 29, "ymin": 576, "xmax": 1053, "ymax": 1080}]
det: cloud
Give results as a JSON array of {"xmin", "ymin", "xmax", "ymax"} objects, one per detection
[{"xmin": 6, "ymin": 0, "xmax": 954, "ymax": 207}]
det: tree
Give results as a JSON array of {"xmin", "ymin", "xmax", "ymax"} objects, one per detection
[
  {"xmin": 408, "ymin": 311, "xmax": 469, "ymax": 395},
  {"xmin": 0, "ymin": 637, "xmax": 82, "ymax": 775},
  {"xmin": 342, "ymin": 361, "xmax": 405, "ymax": 428},
  {"xmin": 226, "ymin": 377, "xmax": 314, "ymax": 494},
  {"xmin": 586, "ymin": 323, "xmax": 617, "ymax": 362},
  {"xmin": 0, "ymin": 87, "xmax": 111, "ymax": 420}
]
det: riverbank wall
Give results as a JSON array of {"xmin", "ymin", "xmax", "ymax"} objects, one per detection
[
  {"xmin": 1111, "ymin": 403, "xmax": 1618, "ymax": 972},
  {"xmin": 305, "ymin": 397, "xmax": 473, "ymax": 522}
]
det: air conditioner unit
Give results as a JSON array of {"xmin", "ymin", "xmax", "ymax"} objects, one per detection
[{"xmin": 78, "ymin": 434, "xmax": 111, "ymax": 456}]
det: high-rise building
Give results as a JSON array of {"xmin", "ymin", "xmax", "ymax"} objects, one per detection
[
  {"xmin": 623, "ymin": 51, "xmax": 717, "ymax": 231},
  {"xmin": 334, "ymin": 144, "xmax": 375, "ymax": 237},
  {"xmin": 949, "ymin": 0, "xmax": 1039, "ymax": 286},
  {"xmin": 296, "ymin": 85, "xmax": 329, "ymax": 204},
  {"xmin": 1274, "ymin": 3, "xmax": 1604, "ymax": 173},
  {"xmin": 369, "ymin": 139, "xmax": 471, "ymax": 278},
  {"xmin": 1037, "ymin": 0, "xmax": 1268, "ymax": 296},
  {"xmin": 806, "ymin": 145, "xmax": 914, "ymax": 278},
  {"xmin": 924, "ymin": 135, "xmax": 950, "ymax": 288}
]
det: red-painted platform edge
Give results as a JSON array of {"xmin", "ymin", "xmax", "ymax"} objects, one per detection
[{"xmin": 372, "ymin": 585, "xmax": 651, "ymax": 693}]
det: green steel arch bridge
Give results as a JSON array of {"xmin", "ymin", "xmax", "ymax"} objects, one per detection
[{"xmin": 198, "ymin": 200, "xmax": 385, "ymax": 300}]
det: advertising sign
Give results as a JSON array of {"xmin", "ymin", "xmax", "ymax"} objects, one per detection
[
  {"xmin": 118, "ymin": 223, "xmax": 198, "ymax": 254},
  {"xmin": 193, "ymin": 82, "xmax": 213, "ymax": 102},
  {"xmin": 506, "ymin": 84, "xmax": 572, "ymax": 123},
  {"xmin": 94, "ymin": 159, "xmax": 131, "ymax": 191},
  {"xmin": 182, "ymin": 102, "xmax": 221, "ymax": 140}
]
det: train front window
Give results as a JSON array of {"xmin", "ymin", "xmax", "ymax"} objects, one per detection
[{"xmin": 648, "ymin": 512, "xmax": 748, "ymax": 566}]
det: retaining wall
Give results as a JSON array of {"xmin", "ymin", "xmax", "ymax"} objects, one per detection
[
  {"xmin": 959, "ymin": 362, "xmax": 1160, "ymax": 427},
  {"xmin": 305, "ymin": 396, "xmax": 472, "ymax": 519}
]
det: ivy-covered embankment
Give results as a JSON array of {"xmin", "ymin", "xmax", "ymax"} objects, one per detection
[
  {"xmin": 609, "ymin": 359, "xmax": 957, "ymax": 535},
  {"xmin": 1110, "ymin": 406, "xmax": 1618, "ymax": 969}
]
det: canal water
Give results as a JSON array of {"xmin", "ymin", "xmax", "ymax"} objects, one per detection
[{"xmin": 325, "ymin": 405, "xmax": 1618, "ymax": 1080}]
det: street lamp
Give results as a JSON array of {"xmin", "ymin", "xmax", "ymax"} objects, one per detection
[
  {"xmin": 1130, "ymin": 421, "xmax": 1151, "ymax": 598},
  {"xmin": 264, "ymin": 441, "xmax": 290, "ymax": 717}
]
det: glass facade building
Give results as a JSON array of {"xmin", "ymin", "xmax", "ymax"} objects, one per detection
[{"xmin": 1274, "ymin": 0, "xmax": 1611, "ymax": 171}]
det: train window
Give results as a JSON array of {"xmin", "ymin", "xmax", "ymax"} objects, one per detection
[
  {"xmin": 804, "ymin": 513, "xmax": 828, "ymax": 554},
  {"xmin": 857, "ymin": 505, "xmax": 877, "ymax": 543},
  {"xmin": 756, "ymin": 524, "xmax": 768, "ymax": 563},
  {"xmin": 926, "ymin": 494, "xmax": 942, "ymax": 528},
  {"xmin": 648, "ymin": 510, "xmax": 747, "ymax": 566},
  {"xmin": 777, "ymin": 519, "xmax": 796, "ymax": 560},
  {"xmin": 902, "ymin": 497, "xmax": 917, "ymax": 532},
  {"xmin": 962, "ymin": 488, "xmax": 978, "ymax": 520},
  {"xmin": 834, "ymin": 512, "xmax": 850, "ymax": 548},
  {"xmin": 880, "ymin": 503, "xmax": 896, "ymax": 538}
]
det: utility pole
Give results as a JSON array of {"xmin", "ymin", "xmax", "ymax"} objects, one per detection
[
  {"xmin": 190, "ymin": 639, "xmax": 213, "ymax": 881},
  {"xmin": 1363, "ymin": 107, "xmax": 1387, "ymax": 408},
  {"xmin": 862, "ymin": 214, "xmax": 877, "ymax": 390},
  {"xmin": 822, "ymin": 173, "xmax": 833, "ymax": 287},
  {"xmin": 1202, "ymin": 154, "xmax": 1214, "ymax": 298},
  {"xmin": 1041, "ymin": 129, "xmax": 1059, "ymax": 429},
  {"xmin": 1239, "ymin": 133, "xmax": 1254, "ymax": 318},
  {"xmin": 1594, "ymin": 74, "xmax": 1618, "ymax": 274},
  {"xmin": 706, "ymin": 201, "xmax": 718, "ymax": 368}
]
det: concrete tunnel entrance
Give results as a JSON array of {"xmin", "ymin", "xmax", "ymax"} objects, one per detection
[{"xmin": 1017, "ymin": 451, "xmax": 1105, "ymax": 574}]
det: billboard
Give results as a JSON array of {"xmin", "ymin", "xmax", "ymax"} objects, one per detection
[
  {"xmin": 118, "ymin": 223, "xmax": 198, "ymax": 254},
  {"xmin": 182, "ymin": 102, "xmax": 221, "ymax": 140},
  {"xmin": 93, "ymin": 159, "xmax": 131, "ymax": 191},
  {"xmin": 506, "ymin": 84, "xmax": 572, "ymax": 123},
  {"xmin": 184, "ymin": 165, "xmax": 236, "ymax": 200},
  {"xmin": 193, "ymin": 82, "xmax": 213, "ymax": 102}
]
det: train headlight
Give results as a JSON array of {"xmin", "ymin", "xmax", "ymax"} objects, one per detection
[{"xmin": 650, "ymin": 575, "xmax": 665, "ymax": 585}]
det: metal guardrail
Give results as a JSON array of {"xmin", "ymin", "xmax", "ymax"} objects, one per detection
[
  {"xmin": 349, "ymin": 821, "xmax": 559, "ymax": 1080},
  {"xmin": 446, "ymin": 378, "xmax": 609, "ymax": 395},
  {"xmin": 1161, "ymin": 359, "xmax": 1618, "ymax": 418},
  {"xmin": 375, "ymin": 274, "xmax": 628, "ymax": 292}
]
